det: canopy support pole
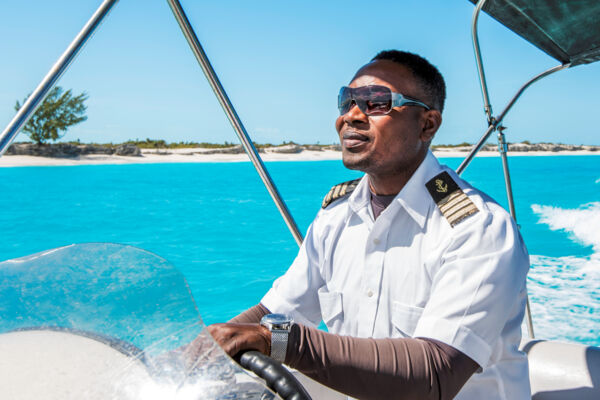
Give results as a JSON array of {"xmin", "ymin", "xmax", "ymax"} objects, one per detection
[
  {"xmin": 501, "ymin": 131, "xmax": 536, "ymax": 338},
  {"xmin": 496, "ymin": 127, "xmax": 538, "ymax": 335},
  {"xmin": 0, "ymin": 0, "xmax": 119, "ymax": 156},
  {"xmin": 166, "ymin": 0, "xmax": 303, "ymax": 246},
  {"xmin": 496, "ymin": 128, "xmax": 516, "ymax": 220},
  {"xmin": 460, "ymin": 0, "xmax": 570, "ymax": 340},
  {"xmin": 458, "ymin": 0, "xmax": 569, "ymax": 175},
  {"xmin": 471, "ymin": 0, "xmax": 493, "ymax": 124}
]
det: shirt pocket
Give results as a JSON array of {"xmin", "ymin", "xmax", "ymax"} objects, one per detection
[
  {"xmin": 391, "ymin": 301, "xmax": 424, "ymax": 338},
  {"xmin": 317, "ymin": 286, "xmax": 343, "ymax": 327}
]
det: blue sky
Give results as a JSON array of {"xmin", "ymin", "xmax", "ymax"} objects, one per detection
[{"xmin": 1, "ymin": 0, "xmax": 599, "ymax": 146}]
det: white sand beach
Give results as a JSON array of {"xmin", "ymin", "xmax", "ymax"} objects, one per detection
[
  {"xmin": 0, "ymin": 149, "xmax": 342, "ymax": 167},
  {"xmin": 0, "ymin": 147, "xmax": 598, "ymax": 167}
]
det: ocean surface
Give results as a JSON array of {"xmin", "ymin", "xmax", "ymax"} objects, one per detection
[{"xmin": 0, "ymin": 155, "xmax": 598, "ymax": 346}]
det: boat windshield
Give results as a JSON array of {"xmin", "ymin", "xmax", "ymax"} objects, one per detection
[{"xmin": 0, "ymin": 242, "xmax": 276, "ymax": 399}]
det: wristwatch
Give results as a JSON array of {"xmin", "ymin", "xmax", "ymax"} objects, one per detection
[{"xmin": 260, "ymin": 313, "xmax": 293, "ymax": 363}]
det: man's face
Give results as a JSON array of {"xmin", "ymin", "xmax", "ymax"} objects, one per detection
[{"xmin": 335, "ymin": 60, "xmax": 438, "ymax": 178}]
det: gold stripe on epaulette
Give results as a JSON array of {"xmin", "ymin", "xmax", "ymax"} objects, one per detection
[
  {"xmin": 441, "ymin": 192, "xmax": 478, "ymax": 227},
  {"xmin": 438, "ymin": 191, "xmax": 462, "ymax": 210},
  {"xmin": 426, "ymin": 171, "xmax": 479, "ymax": 227},
  {"xmin": 322, "ymin": 192, "xmax": 332, "ymax": 207},
  {"xmin": 322, "ymin": 178, "xmax": 361, "ymax": 208},
  {"xmin": 337, "ymin": 182, "xmax": 347, "ymax": 199},
  {"xmin": 333, "ymin": 183, "xmax": 343, "ymax": 199},
  {"xmin": 446, "ymin": 203, "xmax": 479, "ymax": 226},
  {"xmin": 440, "ymin": 194, "xmax": 472, "ymax": 216}
]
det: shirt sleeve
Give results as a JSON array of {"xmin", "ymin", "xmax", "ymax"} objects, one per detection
[
  {"xmin": 260, "ymin": 216, "xmax": 327, "ymax": 327},
  {"xmin": 413, "ymin": 206, "xmax": 530, "ymax": 368},
  {"xmin": 286, "ymin": 324, "xmax": 479, "ymax": 400}
]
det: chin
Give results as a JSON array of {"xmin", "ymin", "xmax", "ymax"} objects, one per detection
[{"xmin": 342, "ymin": 152, "xmax": 372, "ymax": 172}]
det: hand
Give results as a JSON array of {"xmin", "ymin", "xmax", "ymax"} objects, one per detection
[{"xmin": 207, "ymin": 323, "xmax": 271, "ymax": 359}]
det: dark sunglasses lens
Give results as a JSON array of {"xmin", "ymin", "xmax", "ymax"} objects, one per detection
[
  {"xmin": 338, "ymin": 85, "xmax": 393, "ymax": 115},
  {"xmin": 357, "ymin": 86, "xmax": 392, "ymax": 115},
  {"xmin": 338, "ymin": 87, "xmax": 353, "ymax": 114}
]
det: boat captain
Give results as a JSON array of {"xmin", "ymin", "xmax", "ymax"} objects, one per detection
[{"xmin": 206, "ymin": 50, "xmax": 531, "ymax": 400}]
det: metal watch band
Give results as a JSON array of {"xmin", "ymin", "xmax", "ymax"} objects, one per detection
[{"xmin": 270, "ymin": 329, "xmax": 289, "ymax": 363}]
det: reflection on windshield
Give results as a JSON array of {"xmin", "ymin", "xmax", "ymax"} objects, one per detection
[{"xmin": 0, "ymin": 243, "xmax": 276, "ymax": 399}]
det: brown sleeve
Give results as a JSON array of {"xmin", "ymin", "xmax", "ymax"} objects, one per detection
[
  {"xmin": 227, "ymin": 303, "xmax": 270, "ymax": 323},
  {"xmin": 285, "ymin": 324, "xmax": 479, "ymax": 400}
]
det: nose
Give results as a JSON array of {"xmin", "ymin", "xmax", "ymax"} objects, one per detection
[{"xmin": 343, "ymin": 101, "xmax": 369, "ymax": 125}]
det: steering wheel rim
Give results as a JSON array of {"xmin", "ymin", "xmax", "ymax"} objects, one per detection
[{"xmin": 239, "ymin": 351, "xmax": 312, "ymax": 400}]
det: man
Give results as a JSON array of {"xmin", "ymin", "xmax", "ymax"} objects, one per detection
[{"xmin": 207, "ymin": 50, "xmax": 530, "ymax": 400}]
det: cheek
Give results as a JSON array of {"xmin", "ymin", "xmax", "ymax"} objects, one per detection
[
  {"xmin": 373, "ymin": 121, "xmax": 415, "ymax": 154},
  {"xmin": 371, "ymin": 119, "xmax": 398, "ymax": 146},
  {"xmin": 335, "ymin": 116, "xmax": 344, "ymax": 133}
]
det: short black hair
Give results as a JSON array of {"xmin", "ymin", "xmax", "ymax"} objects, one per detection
[{"xmin": 372, "ymin": 50, "xmax": 446, "ymax": 112}]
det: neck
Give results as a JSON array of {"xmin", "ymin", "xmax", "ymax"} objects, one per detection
[
  {"xmin": 368, "ymin": 172, "xmax": 410, "ymax": 196},
  {"xmin": 367, "ymin": 152, "xmax": 426, "ymax": 195}
]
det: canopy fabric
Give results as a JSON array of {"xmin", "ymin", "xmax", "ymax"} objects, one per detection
[{"xmin": 468, "ymin": 0, "xmax": 600, "ymax": 66}]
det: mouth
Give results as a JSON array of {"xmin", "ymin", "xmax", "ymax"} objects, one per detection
[{"xmin": 341, "ymin": 131, "xmax": 370, "ymax": 150}]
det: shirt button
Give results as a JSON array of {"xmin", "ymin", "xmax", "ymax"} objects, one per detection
[
  {"xmin": 367, "ymin": 290, "xmax": 374, "ymax": 297},
  {"xmin": 373, "ymin": 238, "xmax": 380, "ymax": 245}
]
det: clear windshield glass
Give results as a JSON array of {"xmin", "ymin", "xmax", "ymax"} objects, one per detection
[{"xmin": 0, "ymin": 243, "xmax": 277, "ymax": 399}]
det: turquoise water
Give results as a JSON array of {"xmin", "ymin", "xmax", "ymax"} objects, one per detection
[{"xmin": 0, "ymin": 156, "xmax": 599, "ymax": 345}]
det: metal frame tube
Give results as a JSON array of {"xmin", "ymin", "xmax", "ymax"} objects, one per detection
[
  {"xmin": 166, "ymin": 0, "xmax": 303, "ymax": 246},
  {"xmin": 456, "ymin": 123, "xmax": 495, "ymax": 175},
  {"xmin": 456, "ymin": 63, "xmax": 567, "ymax": 175},
  {"xmin": 497, "ymin": 130, "xmax": 516, "ymax": 219},
  {"xmin": 461, "ymin": 0, "xmax": 571, "ymax": 339},
  {"xmin": 472, "ymin": 0, "xmax": 493, "ymax": 123},
  {"xmin": 498, "ymin": 128, "xmax": 536, "ymax": 337},
  {"xmin": 0, "ymin": 0, "xmax": 119, "ymax": 156}
]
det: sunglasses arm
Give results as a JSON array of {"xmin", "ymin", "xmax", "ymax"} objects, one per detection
[{"xmin": 391, "ymin": 93, "xmax": 431, "ymax": 110}]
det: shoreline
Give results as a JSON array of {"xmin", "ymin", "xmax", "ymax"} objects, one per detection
[{"xmin": 0, "ymin": 149, "xmax": 599, "ymax": 167}]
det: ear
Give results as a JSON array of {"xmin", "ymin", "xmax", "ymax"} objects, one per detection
[{"xmin": 420, "ymin": 109, "xmax": 442, "ymax": 143}]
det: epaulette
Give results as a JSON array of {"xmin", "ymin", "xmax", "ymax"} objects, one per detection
[
  {"xmin": 425, "ymin": 171, "xmax": 479, "ymax": 227},
  {"xmin": 322, "ymin": 178, "xmax": 361, "ymax": 209}
]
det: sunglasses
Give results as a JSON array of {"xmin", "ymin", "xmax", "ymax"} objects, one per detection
[{"xmin": 338, "ymin": 85, "xmax": 431, "ymax": 116}]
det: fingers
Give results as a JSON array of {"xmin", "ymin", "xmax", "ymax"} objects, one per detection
[{"xmin": 207, "ymin": 323, "xmax": 271, "ymax": 358}]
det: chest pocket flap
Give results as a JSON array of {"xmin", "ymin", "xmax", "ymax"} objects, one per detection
[
  {"xmin": 391, "ymin": 301, "xmax": 424, "ymax": 338},
  {"xmin": 317, "ymin": 287, "xmax": 343, "ymax": 324}
]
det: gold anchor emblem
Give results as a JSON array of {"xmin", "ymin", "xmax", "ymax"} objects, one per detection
[{"xmin": 435, "ymin": 179, "xmax": 448, "ymax": 193}]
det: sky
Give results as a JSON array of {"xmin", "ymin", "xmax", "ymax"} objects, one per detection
[{"xmin": 1, "ymin": 0, "xmax": 599, "ymax": 146}]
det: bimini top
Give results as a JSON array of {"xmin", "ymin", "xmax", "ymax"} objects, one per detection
[{"xmin": 468, "ymin": 0, "xmax": 600, "ymax": 66}]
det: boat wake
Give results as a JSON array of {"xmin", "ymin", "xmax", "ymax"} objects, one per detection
[
  {"xmin": 528, "ymin": 202, "xmax": 600, "ymax": 345},
  {"xmin": 531, "ymin": 202, "xmax": 600, "ymax": 253}
]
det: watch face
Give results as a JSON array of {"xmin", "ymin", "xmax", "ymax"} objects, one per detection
[
  {"xmin": 263, "ymin": 314, "xmax": 291, "ymax": 324},
  {"xmin": 261, "ymin": 313, "xmax": 293, "ymax": 330}
]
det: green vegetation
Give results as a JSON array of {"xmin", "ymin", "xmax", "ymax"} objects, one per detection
[
  {"xmin": 431, "ymin": 142, "xmax": 472, "ymax": 149},
  {"xmin": 15, "ymin": 86, "xmax": 88, "ymax": 145},
  {"xmin": 121, "ymin": 139, "xmax": 239, "ymax": 149},
  {"xmin": 118, "ymin": 139, "xmax": 319, "ymax": 149}
]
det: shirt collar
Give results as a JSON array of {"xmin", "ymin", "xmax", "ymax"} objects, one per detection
[
  {"xmin": 348, "ymin": 174, "xmax": 371, "ymax": 213},
  {"xmin": 347, "ymin": 150, "xmax": 443, "ymax": 228},
  {"xmin": 395, "ymin": 150, "xmax": 443, "ymax": 228}
]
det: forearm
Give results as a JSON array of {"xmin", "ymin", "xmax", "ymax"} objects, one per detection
[
  {"xmin": 228, "ymin": 303, "xmax": 270, "ymax": 324},
  {"xmin": 286, "ymin": 324, "xmax": 478, "ymax": 400}
]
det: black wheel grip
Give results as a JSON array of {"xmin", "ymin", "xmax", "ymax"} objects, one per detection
[{"xmin": 239, "ymin": 351, "xmax": 312, "ymax": 400}]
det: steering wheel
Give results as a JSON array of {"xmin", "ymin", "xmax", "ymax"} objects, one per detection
[{"xmin": 239, "ymin": 351, "xmax": 312, "ymax": 400}]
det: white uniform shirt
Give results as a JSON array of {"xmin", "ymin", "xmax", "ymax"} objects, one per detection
[{"xmin": 262, "ymin": 151, "xmax": 531, "ymax": 399}]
